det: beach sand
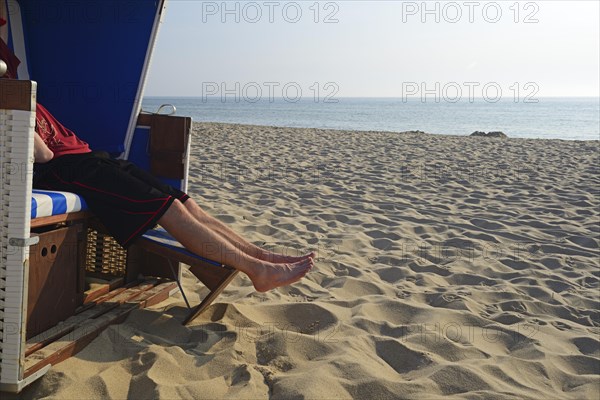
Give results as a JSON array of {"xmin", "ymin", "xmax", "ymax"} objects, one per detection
[{"xmin": 22, "ymin": 123, "xmax": 599, "ymax": 399}]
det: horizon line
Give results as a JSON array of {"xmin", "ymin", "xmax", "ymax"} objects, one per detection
[{"xmin": 144, "ymin": 95, "xmax": 600, "ymax": 99}]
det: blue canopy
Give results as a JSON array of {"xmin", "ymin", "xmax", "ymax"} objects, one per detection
[{"xmin": 18, "ymin": 0, "xmax": 164, "ymax": 155}]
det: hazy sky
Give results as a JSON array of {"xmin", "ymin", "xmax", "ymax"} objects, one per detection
[{"xmin": 145, "ymin": 1, "xmax": 600, "ymax": 98}]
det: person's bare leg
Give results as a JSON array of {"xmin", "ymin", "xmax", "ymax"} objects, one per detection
[
  {"xmin": 158, "ymin": 200, "xmax": 313, "ymax": 292},
  {"xmin": 183, "ymin": 199, "xmax": 314, "ymax": 263}
]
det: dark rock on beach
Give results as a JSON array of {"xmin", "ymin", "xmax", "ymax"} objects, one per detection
[{"xmin": 470, "ymin": 131, "xmax": 508, "ymax": 138}]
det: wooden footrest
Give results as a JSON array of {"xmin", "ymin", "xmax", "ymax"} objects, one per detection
[
  {"xmin": 132, "ymin": 228, "xmax": 240, "ymax": 325},
  {"xmin": 23, "ymin": 280, "xmax": 177, "ymax": 378}
]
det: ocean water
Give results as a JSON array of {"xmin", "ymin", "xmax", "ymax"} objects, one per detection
[{"xmin": 142, "ymin": 97, "xmax": 599, "ymax": 141}]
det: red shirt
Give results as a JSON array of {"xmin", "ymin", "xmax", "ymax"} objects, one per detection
[{"xmin": 35, "ymin": 104, "xmax": 91, "ymax": 158}]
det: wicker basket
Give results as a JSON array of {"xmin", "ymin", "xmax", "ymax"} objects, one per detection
[{"xmin": 84, "ymin": 227, "xmax": 127, "ymax": 277}]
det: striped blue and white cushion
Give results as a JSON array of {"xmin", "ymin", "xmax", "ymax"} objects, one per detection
[
  {"xmin": 141, "ymin": 228, "xmax": 224, "ymax": 268},
  {"xmin": 31, "ymin": 190, "xmax": 88, "ymax": 219}
]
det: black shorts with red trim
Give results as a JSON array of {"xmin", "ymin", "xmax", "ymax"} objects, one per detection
[{"xmin": 33, "ymin": 151, "xmax": 189, "ymax": 248}]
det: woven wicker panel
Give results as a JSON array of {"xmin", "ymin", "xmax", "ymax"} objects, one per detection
[
  {"xmin": 0, "ymin": 82, "xmax": 37, "ymax": 387},
  {"xmin": 84, "ymin": 228, "xmax": 127, "ymax": 277}
]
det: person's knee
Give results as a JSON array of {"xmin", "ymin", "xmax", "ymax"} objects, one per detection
[
  {"xmin": 162, "ymin": 199, "xmax": 186, "ymax": 222},
  {"xmin": 184, "ymin": 199, "xmax": 209, "ymax": 218},
  {"xmin": 170, "ymin": 198, "xmax": 186, "ymax": 214}
]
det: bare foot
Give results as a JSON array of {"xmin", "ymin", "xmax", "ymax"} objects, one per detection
[
  {"xmin": 261, "ymin": 251, "xmax": 316, "ymax": 264},
  {"xmin": 248, "ymin": 258, "xmax": 314, "ymax": 292}
]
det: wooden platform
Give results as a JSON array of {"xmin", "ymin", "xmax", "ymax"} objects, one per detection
[{"xmin": 23, "ymin": 279, "xmax": 178, "ymax": 379}]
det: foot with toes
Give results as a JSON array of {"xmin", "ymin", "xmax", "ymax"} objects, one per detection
[{"xmin": 248, "ymin": 257, "xmax": 314, "ymax": 292}]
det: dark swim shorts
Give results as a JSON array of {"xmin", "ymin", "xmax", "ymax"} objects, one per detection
[{"xmin": 33, "ymin": 151, "xmax": 189, "ymax": 247}]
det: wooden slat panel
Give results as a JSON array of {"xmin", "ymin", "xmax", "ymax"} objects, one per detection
[
  {"xmin": 25, "ymin": 303, "xmax": 113, "ymax": 357},
  {"xmin": 23, "ymin": 281, "xmax": 176, "ymax": 377},
  {"xmin": 82, "ymin": 277, "xmax": 125, "ymax": 304},
  {"xmin": 30, "ymin": 211, "xmax": 91, "ymax": 228},
  {"xmin": 26, "ymin": 282, "xmax": 149, "ymax": 356},
  {"xmin": 0, "ymin": 79, "xmax": 35, "ymax": 111},
  {"xmin": 24, "ymin": 304, "xmax": 138, "ymax": 377},
  {"xmin": 129, "ymin": 282, "xmax": 178, "ymax": 308},
  {"xmin": 27, "ymin": 225, "xmax": 82, "ymax": 339},
  {"xmin": 136, "ymin": 113, "xmax": 153, "ymax": 126},
  {"xmin": 145, "ymin": 114, "xmax": 191, "ymax": 179},
  {"xmin": 103, "ymin": 282, "xmax": 156, "ymax": 303}
]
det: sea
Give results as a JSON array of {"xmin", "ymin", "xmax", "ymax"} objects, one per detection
[{"xmin": 141, "ymin": 97, "xmax": 600, "ymax": 141}]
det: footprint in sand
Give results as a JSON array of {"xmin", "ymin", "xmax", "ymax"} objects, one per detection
[
  {"xmin": 371, "ymin": 238, "xmax": 395, "ymax": 250},
  {"xmin": 498, "ymin": 301, "xmax": 528, "ymax": 313},
  {"xmin": 566, "ymin": 235, "xmax": 599, "ymax": 249},
  {"xmin": 374, "ymin": 340, "xmax": 433, "ymax": 374},
  {"xmin": 469, "ymin": 218, "xmax": 505, "ymax": 230},
  {"xmin": 480, "ymin": 304, "xmax": 499, "ymax": 318},
  {"xmin": 572, "ymin": 337, "xmax": 600, "ymax": 357},
  {"xmin": 492, "ymin": 313, "xmax": 524, "ymax": 325},
  {"xmin": 551, "ymin": 320, "xmax": 572, "ymax": 331}
]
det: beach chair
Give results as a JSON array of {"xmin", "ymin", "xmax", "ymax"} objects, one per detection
[{"xmin": 0, "ymin": 0, "xmax": 237, "ymax": 392}]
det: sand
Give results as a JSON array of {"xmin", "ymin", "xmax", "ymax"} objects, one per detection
[{"xmin": 22, "ymin": 123, "xmax": 599, "ymax": 399}]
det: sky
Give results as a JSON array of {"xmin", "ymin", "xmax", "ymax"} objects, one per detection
[{"xmin": 145, "ymin": 1, "xmax": 600, "ymax": 98}]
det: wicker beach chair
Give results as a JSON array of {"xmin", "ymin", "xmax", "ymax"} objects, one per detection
[{"xmin": 0, "ymin": 0, "xmax": 237, "ymax": 392}]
